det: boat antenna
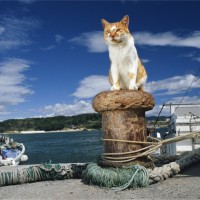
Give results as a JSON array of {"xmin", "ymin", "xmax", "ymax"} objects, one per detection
[
  {"xmin": 173, "ymin": 66, "xmax": 200, "ymax": 114},
  {"xmin": 149, "ymin": 103, "xmax": 166, "ymax": 134}
]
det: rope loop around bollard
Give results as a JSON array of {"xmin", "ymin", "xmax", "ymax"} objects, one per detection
[{"xmin": 101, "ymin": 131, "xmax": 200, "ymax": 164}]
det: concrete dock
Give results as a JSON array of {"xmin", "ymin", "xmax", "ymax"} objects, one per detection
[{"xmin": 0, "ymin": 161, "xmax": 200, "ymax": 200}]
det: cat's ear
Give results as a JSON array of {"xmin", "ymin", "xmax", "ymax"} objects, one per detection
[
  {"xmin": 121, "ymin": 15, "xmax": 129, "ymax": 27},
  {"xmin": 101, "ymin": 19, "xmax": 109, "ymax": 29}
]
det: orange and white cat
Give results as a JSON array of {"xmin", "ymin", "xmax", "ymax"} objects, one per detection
[{"xmin": 101, "ymin": 15, "xmax": 147, "ymax": 91}]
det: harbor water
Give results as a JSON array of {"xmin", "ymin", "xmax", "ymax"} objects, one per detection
[{"xmin": 6, "ymin": 130, "xmax": 102, "ymax": 165}]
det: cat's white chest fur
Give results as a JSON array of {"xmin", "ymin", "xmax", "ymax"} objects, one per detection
[{"xmin": 108, "ymin": 36, "xmax": 139, "ymax": 90}]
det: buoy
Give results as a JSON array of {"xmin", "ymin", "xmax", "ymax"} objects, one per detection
[{"xmin": 21, "ymin": 155, "xmax": 28, "ymax": 162}]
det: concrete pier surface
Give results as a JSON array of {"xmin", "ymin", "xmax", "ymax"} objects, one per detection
[{"xmin": 0, "ymin": 161, "xmax": 200, "ymax": 200}]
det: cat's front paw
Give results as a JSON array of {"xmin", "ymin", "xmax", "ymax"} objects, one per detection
[
  {"xmin": 111, "ymin": 85, "xmax": 120, "ymax": 91},
  {"xmin": 129, "ymin": 84, "xmax": 138, "ymax": 90}
]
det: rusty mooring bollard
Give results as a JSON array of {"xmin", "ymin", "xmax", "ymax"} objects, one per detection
[{"xmin": 92, "ymin": 90, "xmax": 155, "ymax": 168}]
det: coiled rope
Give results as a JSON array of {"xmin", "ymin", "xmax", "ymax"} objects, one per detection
[
  {"xmin": 0, "ymin": 162, "xmax": 86, "ymax": 186},
  {"xmin": 83, "ymin": 163, "xmax": 149, "ymax": 191}
]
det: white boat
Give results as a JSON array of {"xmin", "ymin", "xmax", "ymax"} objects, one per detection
[
  {"xmin": 0, "ymin": 135, "xmax": 28, "ymax": 166},
  {"xmin": 160, "ymin": 103, "xmax": 200, "ymax": 155}
]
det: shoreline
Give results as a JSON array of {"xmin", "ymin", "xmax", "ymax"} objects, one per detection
[{"xmin": 1, "ymin": 128, "xmax": 99, "ymax": 135}]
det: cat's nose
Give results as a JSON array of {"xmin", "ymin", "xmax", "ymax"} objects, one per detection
[{"xmin": 110, "ymin": 32, "xmax": 115, "ymax": 38}]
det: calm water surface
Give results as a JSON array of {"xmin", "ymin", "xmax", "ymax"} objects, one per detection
[{"xmin": 7, "ymin": 130, "xmax": 102, "ymax": 164}]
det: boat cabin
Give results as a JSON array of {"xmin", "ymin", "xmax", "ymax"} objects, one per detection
[{"xmin": 162, "ymin": 104, "xmax": 200, "ymax": 155}]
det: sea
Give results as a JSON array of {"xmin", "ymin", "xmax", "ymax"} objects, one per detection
[
  {"xmin": 5, "ymin": 128, "xmax": 167, "ymax": 165},
  {"xmin": 6, "ymin": 130, "xmax": 102, "ymax": 165}
]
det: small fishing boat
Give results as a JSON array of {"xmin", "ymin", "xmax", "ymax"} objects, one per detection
[{"xmin": 0, "ymin": 135, "xmax": 28, "ymax": 166}]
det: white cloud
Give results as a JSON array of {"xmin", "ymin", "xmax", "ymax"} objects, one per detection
[
  {"xmin": 55, "ymin": 34, "xmax": 65, "ymax": 44},
  {"xmin": 69, "ymin": 31, "xmax": 107, "ymax": 53},
  {"xmin": 180, "ymin": 51, "xmax": 200, "ymax": 63},
  {"xmin": 40, "ymin": 45, "xmax": 56, "ymax": 51},
  {"xmin": 0, "ymin": 26, "xmax": 5, "ymax": 35},
  {"xmin": 134, "ymin": 31, "xmax": 200, "ymax": 48},
  {"xmin": 72, "ymin": 75, "xmax": 110, "ymax": 98},
  {"xmin": 0, "ymin": 105, "xmax": 6, "ymax": 113},
  {"xmin": 141, "ymin": 59, "xmax": 150, "ymax": 63},
  {"xmin": 69, "ymin": 30, "xmax": 200, "ymax": 53},
  {"xmin": 0, "ymin": 58, "xmax": 33, "ymax": 115},
  {"xmin": 40, "ymin": 34, "xmax": 64, "ymax": 51},
  {"xmin": 0, "ymin": 15, "xmax": 39, "ymax": 52},
  {"xmin": 166, "ymin": 95, "xmax": 200, "ymax": 105},
  {"xmin": 181, "ymin": 52, "xmax": 196, "ymax": 58},
  {"xmin": 193, "ymin": 57, "xmax": 200, "ymax": 62},
  {"xmin": 42, "ymin": 100, "xmax": 94, "ymax": 117},
  {"xmin": 146, "ymin": 74, "xmax": 200, "ymax": 95}
]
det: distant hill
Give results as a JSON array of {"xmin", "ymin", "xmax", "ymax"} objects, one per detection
[
  {"xmin": 0, "ymin": 113, "xmax": 101, "ymax": 133},
  {"xmin": 0, "ymin": 113, "xmax": 168, "ymax": 133}
]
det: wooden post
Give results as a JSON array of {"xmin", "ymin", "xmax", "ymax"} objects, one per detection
[{"xmin": 92, "ymin": 90, "xmax": 155, "ymax": 168}]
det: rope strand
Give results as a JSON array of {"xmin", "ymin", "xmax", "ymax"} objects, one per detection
[{"xmin": 101, "ymin": 131, "xmax": 200, "ymax": 164}]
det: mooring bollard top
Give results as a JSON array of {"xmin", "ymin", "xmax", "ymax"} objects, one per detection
[{"xmin": 92, "ymin": 90, "xmax": 154, "ymax": 112}]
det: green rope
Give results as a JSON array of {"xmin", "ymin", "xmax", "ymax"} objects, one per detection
[
  {"xmin": 111, "ymin": 165, "xmax": 149, "ymax": 191},
  {"xmin": 0, "ymin": 162, "xmax": 86, "ymax": 187},
  {"xmin": 83, "ymin": 163, "xmax": 149, "ymax": 191}
]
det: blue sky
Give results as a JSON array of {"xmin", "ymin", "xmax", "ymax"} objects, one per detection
[{"xmin": 0, "ymin": 0, "xmax": 200, "ymax": 121}]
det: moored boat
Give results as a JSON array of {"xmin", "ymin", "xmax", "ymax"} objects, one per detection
[
  {"xmin": 0, "ymin": 135, "xmax": 28, "ymax": 166},
  {"xmin": 157, "ymin": 103, "xmax": 200, "ymax": 155}
]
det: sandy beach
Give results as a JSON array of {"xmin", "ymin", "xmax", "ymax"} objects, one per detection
[{"xmin": 0, "ymin": 161, "xmax": 200, "ymax": 200}]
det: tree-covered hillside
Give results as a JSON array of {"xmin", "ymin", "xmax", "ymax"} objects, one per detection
[{"xmin": 0, "ymin": 113, "xmax": 102, "ymax": 133}]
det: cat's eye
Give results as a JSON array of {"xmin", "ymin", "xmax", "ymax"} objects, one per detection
[
  {"xmin": 106, "ymin": 30, "xmax": 110, "ymax": 33},
  {"xmin": 116, "ymin": 29, "xmax": 121, "ymax": 32}
]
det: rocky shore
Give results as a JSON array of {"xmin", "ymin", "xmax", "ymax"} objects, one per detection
[{"xmin": 0, "ymin": 161, "xmax": 200, "ymax": 200}]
